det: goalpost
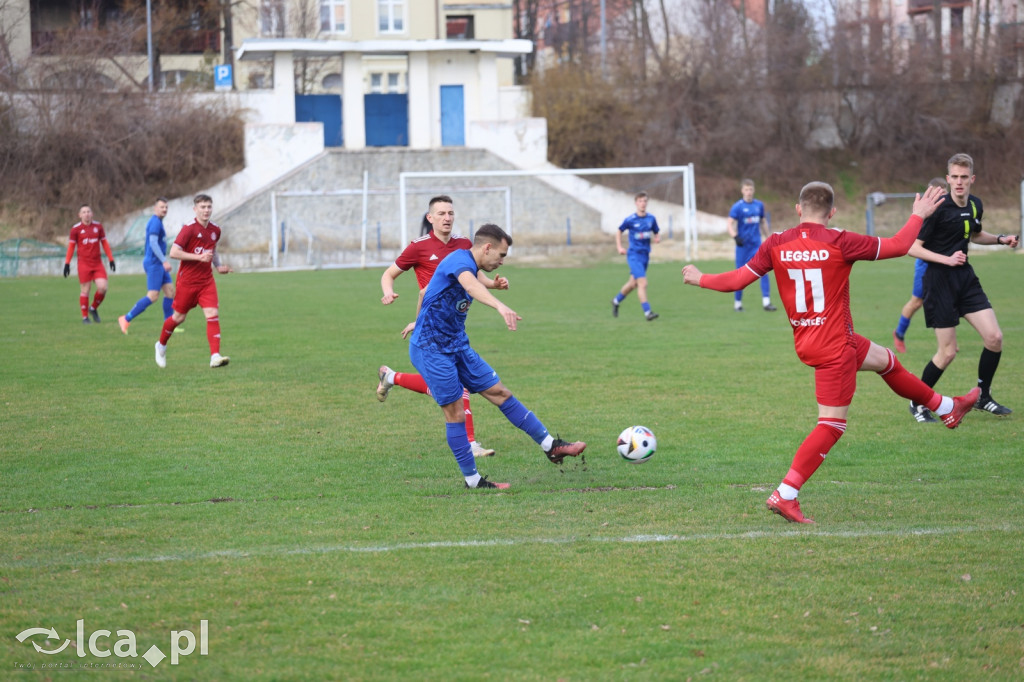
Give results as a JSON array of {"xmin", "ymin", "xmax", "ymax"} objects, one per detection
[{"xmin": 397, "ymin": 164, "xmax": 698, "ymax": 258}]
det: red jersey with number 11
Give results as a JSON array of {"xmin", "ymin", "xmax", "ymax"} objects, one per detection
[
  {"xmin": 745, "ymin": 223, "xmax": 882, "ymax": 367},
  {"xmin": 174, "ymin": 220, "xmax": 222, "ymax": 287}
]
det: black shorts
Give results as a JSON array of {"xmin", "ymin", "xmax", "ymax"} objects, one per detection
[{"xmin": 921, "ymin": 264, "xmax": 991, "ymax": 329}]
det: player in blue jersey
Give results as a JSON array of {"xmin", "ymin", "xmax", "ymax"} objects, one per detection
[
  {"xmin": 611, "ymin": 192, "xmax": 661, "ymax": 321},
  {"xmin": 409, "ymin": 223, "xmax": 587, "ymax": 489},
  {"xmin": 119, "ymin": 197, "xmax": 176, "ymax": 334},
  {"xmin": 727, "ymin": 179, "xmax": 776, "ymax": 312}
]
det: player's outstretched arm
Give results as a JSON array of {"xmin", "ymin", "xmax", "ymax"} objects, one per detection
[{"xmin": 682, "ymin": 264, "xmax": 758, "ymax": 292}]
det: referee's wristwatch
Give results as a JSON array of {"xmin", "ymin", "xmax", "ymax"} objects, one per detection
[{"xmin": 997, "ymin": 234, "xmax": 1007, "ymax": 245}]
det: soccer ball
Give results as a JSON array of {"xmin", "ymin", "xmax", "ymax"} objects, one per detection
[{"xmin": 617, "ymin": 426, "xmax": 656, "ymax": 463}]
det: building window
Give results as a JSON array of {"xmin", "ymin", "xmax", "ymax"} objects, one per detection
[
  {"xmin": 261, "ymin": 0, "xmax": 285, "ymax": 37},
  {"xmin": 378, "ymin": 0, "xmax": 404, "ymax": 33},
  {"xmin": 387, "ymin": 73, "xmax": 400, "ymax": 92},
  {"xmin": 320, "ymin": 0, "xmax": 347, "ymax": 33},
  {"xmin": 446, "ymin": 15, "xmax": 473, "ymax": 40},
  {"xmin": 370, "ymin": 73, "xmax": 383, "ymax": 93}
]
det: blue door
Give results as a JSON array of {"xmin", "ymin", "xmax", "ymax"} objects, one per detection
[
  {"xmin": 440, "ymin": 85, "xmax": 465, "ymax": 146},
  {"xmin": 364, "ymin": 94, "xmax": 408, "ymax": 146},
  {"xmin": 295, "ymin": 94, "xmax": 342, "ymax": 147}
]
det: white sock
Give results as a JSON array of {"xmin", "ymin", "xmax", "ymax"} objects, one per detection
[
  {"xmin": 934, "ymin": 396, "xmax": 954, "ymax": 416},
  {"xmin": 763, "ymin": 296, "xmax": 772, "ymax": 306},
  {"xmin": 385, "ymin": 369, "xmax": 396, "ymax": 384},
  {"xmin": 777, "ymin": 483, "xmax": 799, "ymax": 500},
  {"xmin": 465, "ymin": 473, "xmax": 481, "ymax": 488},
  {"xmin": 734, "ymin": 300, "xmax": 743, "ymax": 310},
  {"xmin": 540, "ymin": 434, "xmax": 554, "ymax": 452}
]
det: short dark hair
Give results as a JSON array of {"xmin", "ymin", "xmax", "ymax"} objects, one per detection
[
  {"xmin": 474, "ymin": 223, "xmax": 512, "ymax": 247},
  {"xmin": 798, "ymin": 182, "xmax": 834, "ymax": 215},
  {"xmin": 194, "ymin": 193, "xmax": 212, "ymax": 205},
  {"xmin": 155, "ymin": 196, "xmax": 169, "ymax": 204},
  {"xmin": 428, "ymin": 195, "xmax": 453, "ymax": 209},
  {"xmin": 634, "ymin": 191, "xmax": 648, "ymax": 201}
]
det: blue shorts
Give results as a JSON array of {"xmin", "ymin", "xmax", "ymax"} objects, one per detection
[
  {"xmin": 626, "ymin": 251, "xmax": 650, "ymax": 279},
  {"xmin": 409, "ymin": 343, "xmax": 500, "ymax": 406},
  {"xmin": 145, "ymin": 261, "xmax": 173, "ymax": 291},
  {"xmin": 911, "ymin": 258, "xmax": 928, "ymax": 298}
]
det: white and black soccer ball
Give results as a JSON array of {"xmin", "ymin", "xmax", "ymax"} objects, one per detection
[{"xmin": 617, "ymin": 426, "xmax": 656, "ymax": 464}]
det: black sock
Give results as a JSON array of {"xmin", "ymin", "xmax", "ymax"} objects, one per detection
[
  {"xmin": 977, "ymin": 348, "xmax": 1001, "ymax": 399},
  {"xmin": 921, "ymin": 361, "xmax": 944, "ymax": 389}
]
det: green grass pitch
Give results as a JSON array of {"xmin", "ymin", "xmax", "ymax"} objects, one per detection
[{"xmin": 1, "ymin": 253, "xmax": 1022, "ymax": 679}]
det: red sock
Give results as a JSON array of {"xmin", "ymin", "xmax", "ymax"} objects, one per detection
[
  {"xmin": 91, "ymin": 291, "xmax": 105, "ymax": 309},
  {"xmin": 782, "ymin": 418, "xmax": 846, "ymax": 490},
  {"xmin": 877, "ymin": 349, "xmax": 941, "ymax": 411},
  {"xmin": 395, "ymin": 372, "xmax": 429, "ymax": 394},
  {"xmin": 463, "ymin": 389, "xmax": 476, "ymax": 442},
  {"xmin": 159, "ymin": 317, "xmax": 179, "ymax": 345},
  {"xmin": 80, "ymin": 295, "xmax": 89, "ymax": 318},
  {"xmin": 206, "ymin": 316, "xmax": 221, "ymax": 354}
]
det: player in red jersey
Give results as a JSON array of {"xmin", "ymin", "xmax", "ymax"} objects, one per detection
[
  {"xmin": 154, "ymin": 194, "xmax": 232, "ymax": 369},
  {"xmin": 682, "ymin": 182, "xmax": 979, "ymax": 524},
  {"xmin": 63, "ymin": 205, "xmax": 115, "ymax": 323},
  {"xmin": 376, "ymin": 195, "xmax": 504, "ymax": 459}
]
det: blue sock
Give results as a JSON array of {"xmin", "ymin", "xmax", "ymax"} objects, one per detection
[
  {"xmin": 613, "ymin": 293, "xmax": 624, "ymax": 304},
  {"xmin": 642, "ymin": 302, "xmax": 651, "ymax": 314},
  {"xmin": 446, "ymin": 422, "xmax": 476, "ymax": 476},
  {"xmin": 125, "ymin": 296, "xmax": 152, "ymax": 322},
  {"xmin": 499, "ymin": 396, "xmax": 549, "ymax": 445},
  {"xmin": 163, "ymin": 297, "xmax": 174, "ymax": 319},
  {"xmin": 896, "ymin": 315, "xmax": 911, "ymax": 338}
]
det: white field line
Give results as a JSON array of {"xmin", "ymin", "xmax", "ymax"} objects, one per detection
[{"xmin": 18, "ymin": 523, "xmax": 1015, "ymax": 568}]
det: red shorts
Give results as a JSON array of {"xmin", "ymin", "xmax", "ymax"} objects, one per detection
[
  {"xmin": 813, "ymin": 333, "xmax": 872, "ymax": 407},
  {"xmin": 173, "ymin": 279, "xmax": 218, "ymax": 314},
  {"xmin": 77, "ymin": 262, "xmax": 107, "ymax": 284}
]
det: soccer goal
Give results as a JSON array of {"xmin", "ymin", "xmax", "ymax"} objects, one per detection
[
  {"xmin": 397, "ymin": 164, "xmax": 698, "ymax": 258},
  {"xmin": 267, "ymin": 171, "xmax": 511, "ymax": 268}
]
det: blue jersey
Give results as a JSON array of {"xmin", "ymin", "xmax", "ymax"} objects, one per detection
[
  {"xmin": 618, "ymin": 213, "xmax": 659, "ymax": 253},
  {"xmin": 729, "ymin": 199, "xmax": 766, "ymax": 244},
  {"xmin": 410, "ymin": 249, "xmax": 478, "ymax": 354},
  {"xmin": 143, "ymin": 215, "xmax": 168, "ymax": 268}
]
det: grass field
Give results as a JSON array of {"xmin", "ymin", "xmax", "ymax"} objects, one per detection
[{"xmin": 2, "ymin": 252, "xmax": 1022, "ymax": 680}]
